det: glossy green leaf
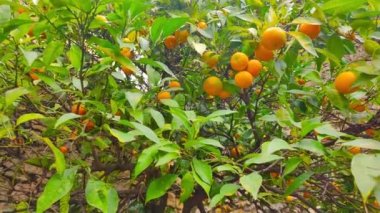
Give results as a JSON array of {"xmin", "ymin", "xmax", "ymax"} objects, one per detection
[
  {"xmin": 149, "ymin": 108, "xmax": 165, "ymax": 129},
  {"xmin": 43, "ymin": 41, "xmax": 64, "ymax": 65},
  {"xmin": 210, "ymin": 194, "xmax": 224, "ymax": 208},
  {"xmin": 131, "ymin": 122, "xmax": 160, "ymax": 143},
  {"xmin": 301, "ymin": 117, "xmax": 322, "ymax": 137},
  {"xmin": 192, "ymin": 159, "xmax": 212, "ymax": 196},
  {"xmin": 125, "ymin": 91, "xmax": 143, "ymax": 110},
  {"xmin": 16, "ymin": 113, "xmax": 45, "ymax": 126},
  {"xmin": 36, "ymin": 167, "xmax": 78, "ymax": 213},
  {"xmin": 288, "ymin": 31, "xmax": 318, "ymax": 56},
  {"xmin": 291, "ymin": 17, "xmax": 322, "ymax": 25},
  {"xmin": 351, "ymin": 154, "xmax": 380, "ymax": 202},
  {"xmin": 244, "ymin": 154, "xmax": 283, "ymax": 166},
  {"xmin": 283, "ymin": 157, "xmax": 302, "ymax": 177},
  {"xmin": 41, "ymin": 137, "xmax": 66, "ymax": 173},
  {"xmin": 54, "ymin": 113, "xmax": 81, "ymax": 129},
  {"xmin": 146, "ymin": 174, "xmax": 177, "ymax": 203},
  {"xmin": 20, "ymin": 48, "xmax": 39, "ymax": 66},
  {"xmin": 109, "ymin": 128, "xmax": 135, "ymax": 143},
  {"xmin": 341, "ymin": 139, "xmax": 380, "ymax": 150},
  {"xmin": 155, "ymin": 152, "xmax": 179, "ymax": 166},
  {"xmin": 85, "ymin": 179, "xmax": 119, "ymax": 213},
  {"xmin": 5, "ymin": 87, "xmax": 29, "ymax": 107},
  {"xmin": 240, "ymin": 172, "xmax": 262, "ymax": 199},
  {"xmin": 285, "ymin": 172, "xmax": 313, "ymax": 196},
  {"xmin": 133, "ymin": 145, "xmax": 159, "ymax": 178},
  {"xmin": 322, "ymin": 0, "xmax": 366, "ymax": 15},
  {"xmin": 180, "ymin": 172, "xmax": 195, "ymax": 202},
  {"xmin": 220, "ymin": 184, "xmax": 239, "ymax": 196},
  {"xmin": 261, "ymin": 138, "xmax": 293, "ymax": 155},
  {"xmin": 293, "ymin": 139, "xmax": 326, "ymax": 156},
  {"xmin": 67, "ymin": 45, "xmax": 82, "ymax": 70}
]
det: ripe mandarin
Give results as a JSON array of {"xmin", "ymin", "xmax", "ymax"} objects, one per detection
[
  {"xmin": 157, "ymin": 91, "xmax": 171, "ymax": 100},
  {"xmin": 234, "ymin": 71, "xmax": 253, "ymax": 89},
  {"xmin": 299, "ymin": 23, "xmax": 321, "ymax": 40},
  {"xmin": 230, "ymin": 52, "xmax": 249, "ymax": 71},
  {"xmin": 203, "ymin": 76, "xmax": 223, "ymax": 96},
  {"xmin": 169, "ymin": 81, "xmax": 181, "ymax": 88},
  {"xmin": 334, "ymin": 71, "xmax": 357, "ymax": 94},
  {"xmin": 164, "ymin": 35, "xmax": 177, "ymax": 49},
  {"xmin": 83, "ymin": 119, "xmax": 95, "ymax": 132},
  {"xmin": 71, "ymin": 103, "xmax": 87, "ymax": 115},
  {"xmin": 254, "ymin": 44, "xmax": 274, "ymax": 61},
  {"xmin": 247, "ymin": 59, "xmax": 262, "ymax": 77},
  {"xmin": 197, "ymin": 21, "xmax": 207, "ymax": 29},
  {"xmin": 174, "ymin": 30, "xmax": 189, "ymax": 44},
  {"xmin": 219, "ymin": 90, "xmax": 231, "ymax": 99},
  {"xmin": 261, "ymin": 27, "xmax": 287, "ymax": 50}
]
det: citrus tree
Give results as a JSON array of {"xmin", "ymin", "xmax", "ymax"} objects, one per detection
[{"xmin": 1, "ymin": 0, "xmax": 380, "ymax": 212}]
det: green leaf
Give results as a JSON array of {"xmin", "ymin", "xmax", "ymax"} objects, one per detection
[
  {"xmin": 261, "ymin": 138, "xmax": 293, "ymax": 155},
  {"xmin": 54, "ymin": 113, "xmax": 81, "ymax": 129},
  {"xmin": 240, "ymin": 172, "xmax": 262, "ymax": 199},
  {"xmin": 291, "ymin": 17, "xmax": 322, "ymax": 25},
  {"xmin": 293, "ymin": 139, "xmax": 326, "ymax": 156},
  {"xmin": 301, "ymin": 117, "xmax": 322, "ymax": 137},
  {"xmin": 67, "ymin": 45, "xmax": 82, "ymax": 70},
  {"xmin": 192, "ymin": 159, "xmax": 213, "ymax": 196},
  {"xmin": 283, "ymin": 157, "xmax": 302, "ymax": 177},
  {"xmin": 288, "ymin": 31, "xmax": 318, "ymax": 56},
  {"xmin": 146, "ymin": 174, "xmax": 177, "ymax": 203},
  {"xmin": 351, "ymin": 154, "xmax": 380, "ymax": 202},
  {"xmin": 341, "ymin": 139, "xmax": 380, "ymax": 150},
  {"xmin": 160, "ymin": 99, "xmax": 179, "ymax": 107},
  {"xmin": 41, "ymin": 137, "xmax": 66, "ymax": 173},
  {"xmin": 125, "ymin": 91, "xmax": 143, "ymax": 110},
  {"xmin": 150, "ymin": 17, "xmax": 188, "ymax": 44},
  {"xmin": 285, "ymin": 172, "xmax": 313, "ymax": 196},
  {"xmin": 155, "ymin": 152, "xmax": 179, "ymax": 166},
  {"xmin": 5, "ymin": 87, "xmax": 29, "ymax": 107},
  {"xmin": 185, "ymin": 138, "xmax": 224, "ymax": 149},
  {"xmin": 204, "ymin": 110, "xmax": 236, "ymax": 121},
  {"xmin": 210, "ymin": 194, "xmax": 224, "ymax": 208},
  {"xmin": 43, "ymin": 41, "xmax": 64, "ymax": 65},
  {"xmin": 180, "ymin": 172, "xmax": 195, "ymax": 202},
  {"xmin": 16, "ymin": 113, "xmax": 45, "ymax": 126},
  {"xmin": 149, "ymin": 108, "xmax": 165, "ymax": 129},
  {"xmin": 109, "ymin": 128, "xmax": 135, "ymax": 143},
  {"xmin": 20, "ymin": 48, "xmax": 39, "ymax": 66},
  {"xmin": 315, "ymin": 123, "xmax": 347, "ymax": 138},
  {"xmin": 133, "ymin": 145, "xmax": 159, "ymax": 178},
  {"xmin": 220, "ymin": 184, "xmax": 239, "ymax": 196},
  {"xmin": 85, "ymin": 179, "xmax": 119, "ymax": 213},
  {"xmin": 244, "ymin": 154, "xmax": 283, "ymax": 166},
  {"xmin": 322, "ymin": 0, "xmax": 367, "ymax": 15},
  {"xmin": 36, "ymin": 167, "xmax": 78, "ymax": 213},
  {"xmin": 131, "ymin": 122, "xmax": 160, "ymax": 143},
  {"xmin": 0, "ymin": 5, "xmax": 11, "ymax": 24}
]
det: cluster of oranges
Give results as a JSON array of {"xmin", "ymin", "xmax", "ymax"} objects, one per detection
[
  {"xmin": 164, "ymin": 29, "xmax": 190, "ymax": 49},
  {"xmin": 71, "ymin": 103, "xmax": 95, "ymax": 132},
  {"xmin": 157, "ymin": 80, "xmax": 182, "ymax": 101}
]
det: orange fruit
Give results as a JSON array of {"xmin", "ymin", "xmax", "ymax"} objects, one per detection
[
  {"xmin": 83, "ymin": 119, "xmax": 95, "ymax": 132},
  {"xmin": 254, "ymin": 45, "xmax": 274, "ymax": 61},
  {"xmin": 230, "ymin": 147, "xmax": 239, "ymax": 157},
  {"xmin": 246, "ymin": 60, "xmax": 262, "ymax": 77},
  {"xmin": 349, "ymin": 102, "xmax": 366, "ymax": 112},
  {"xmin": 218, "ymin": 90, "xmax": 231, "ymax": 99},
  {"xmin": 286, "ymin": 196, "xmax": 296, "ymax": 202},
  {"xmin": 59, "ymin": 145, "xmax": 69, "ymax": 154},
  {"xmin": 71, "ymin": 103, "xmax": 87, "ymax": 115},
  {"xmin": 29, "ymin": 68, "xmax": 44, "ymax": 80},
  {"xmin": 157, "ymin": 91, "xmax": 171, "ymax": 100},
  {"xmin": 334, "ymin": 71, "xmax": 357, "ymax": 94},
  {"xmin": 365, "ymin": 129, "xmax": 375, "ymax": 137},
  {"xmin": 203, "ymin": 76, "xmax": 223, "ymax": 96},
  {"xmin": 299, "ymin": 24, "xmax": 321, "ymax": 40},
  {"xmin": 270, "ymin": 172, "xmax": 279, "ymax": 178},
  {"xmin": 197, "ymin": 21, "xmax": 207, "ymax": 29},
  {"xmin": 168, "ymin": 81, "xmax": 181, "ymax": 88},
  {"xmin": 303, "ymin": 192, "xmax": 312, "ymax": 199},
  {"xmin": 297, "ymin": 78, "xmax": 306, "ymax": 85},
  {"xmin": 230, "ymin": 52, "xmax": 249, "ymax": 71},
  {"xmin": 261, "ymin": 27, "xmax": 287, "ymax": 50},
  {"xmin": 374, "ymin": 200, "xmax": 380, "ymax": 208},
  {"xmin": 164, "ymin": 35, "xmax": 177, "ymax": 49},
  {"xmin": 174, "ymin": 30, "xmax": 189, "ymax": 44},
  {"xmin": 348, "ymin": 147, "xmax": 361, "ymax": 154},
  {"xmin": 18, "ymin": 7, "xmax": 26, "ymax": 14},
  {"xmin": 234, "ymin": 71, "xmax": 253, "ymax": 89},
  {"xmin": 120, "ymin": 47, "xmax": 133, "ymax": 59},
  {"xmin": 207, "ymin": 55, "xmax": 219, "ymax": 68},
  {"xmin": 27, "ymin": 25, "xmax": 34, "ymax": 37},
  {"xmin": 121, "ymin": 66, "xmax": 134, "ymax": 75}
]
